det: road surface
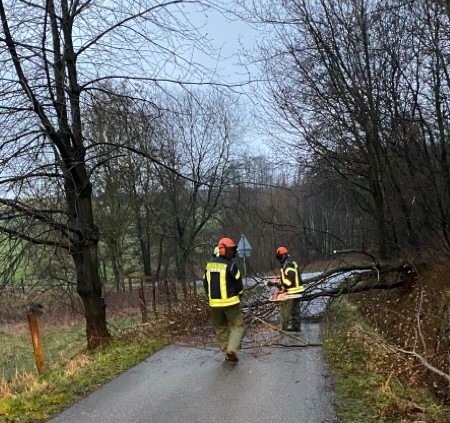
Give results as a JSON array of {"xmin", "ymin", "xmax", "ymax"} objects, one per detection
[{"xmin": 47, "ymin": 323, "xmax": 337, "ymax": 423}]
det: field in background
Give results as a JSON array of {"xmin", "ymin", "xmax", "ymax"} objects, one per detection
[{"xmin": 0, "ymin": 278, "xmax": 198, "ymax": 381}]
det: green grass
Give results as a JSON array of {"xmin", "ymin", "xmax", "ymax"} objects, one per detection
[
  {"xmin": 0, "ymin": 315, "xmax": 151, "ymax": 381},
  {"xmin": 0, "ymin": 327, "xmax": 85, "ymax": 381},
  {"xmin": 322, "ymin": 299, "xmax": 449, "ymax": 423},
  {"xmin": 0, "ymin": 322, "xmax": 167, "ymax": 423}
]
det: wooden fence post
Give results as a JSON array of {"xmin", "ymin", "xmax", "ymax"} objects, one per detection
[
  {"xmin": 27, "ymin": 310, "xmax": 45, "ymax": 373},
  {"xmin": 152, "ymin": 279, "xmax": 157, "ymax": 316},
  {"xmin": 138, "ymin": 286, "xmax": 148, "ymax": 323}
]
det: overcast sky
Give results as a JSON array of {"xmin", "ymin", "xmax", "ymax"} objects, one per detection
[
  {"xmin": 179, "ymin": 4, "xmax": 259, "ymax": 80},
  {"xmin": 189, "ymin": 6, "xmax": 269, "ymax": 153}
]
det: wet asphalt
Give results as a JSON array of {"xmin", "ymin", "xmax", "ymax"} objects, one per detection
[{"xmin": 46, "ymin": 322, "xmax": 337, "ymax": 423}]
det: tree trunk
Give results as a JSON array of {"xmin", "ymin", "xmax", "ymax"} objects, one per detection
[
  {"xmin": 70, "ymin": 191, "xmax": 110, "ymax": 349},
  {"xmin": 176, "ymin": 252, "xmax": 188, "ymax": 298},
  {"xmin": 137, "ymin": 215, "xmax": 152, "ymax": 276},
  {"xmin": 112, "ymin": 254, "xmax": 124, "ymax": 292},
  {"xmin": 73, "ymin": 246, "xmax": 109, "ymax": 349},
  {"xmin": 373, "ymin": 184, "xmax": 393, "ymax": 259}
]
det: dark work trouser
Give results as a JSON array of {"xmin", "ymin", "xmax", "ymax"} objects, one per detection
[
  {"xmin": 211, "ymin": 303, "xmax": 245, "ymax": 354},
  {"xmin": 280, "ymin": 297, "xmax": 301, "ymax": 331}
]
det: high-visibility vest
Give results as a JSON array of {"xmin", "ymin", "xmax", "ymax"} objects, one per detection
[
  {"xmin": 280, "ymin": 259, "xmax": 304, "ymax": 294},
  {"xmin": 204, "ymin": 257, "xmax": 243, "ymax": 307}
]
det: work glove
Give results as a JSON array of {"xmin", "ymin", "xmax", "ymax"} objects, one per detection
[{"xmin": 264, "ymin": 277, "xmax": 280, "ymax": 287}]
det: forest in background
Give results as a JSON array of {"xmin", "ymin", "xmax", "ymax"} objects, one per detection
[
  {"xmin": 1, "ymin": 2, "xmax": 450, "ymax": 418},
  {"xmin": 0, "ymin": 0, "xmax": 450, "ymax": 399}
]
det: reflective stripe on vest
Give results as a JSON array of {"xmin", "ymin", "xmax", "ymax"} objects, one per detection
[
  {"xmin": 281, "ymin": 261, "xmax": 305, "ymax": 294},
  {"xmin": 205, "ymin": 262, "xmax": 240, "ymax": 307}
]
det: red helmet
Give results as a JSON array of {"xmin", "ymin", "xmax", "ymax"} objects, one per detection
[
  {"xmin": 276, "ymin": 246, "xmax": 288, "ymax": 260},
  {"xmin": 218, "ymin": 237, "xmax": 237, "ymax": 256}
]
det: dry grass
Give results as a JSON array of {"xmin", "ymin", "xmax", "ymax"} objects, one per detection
[
  {"xmin": 350, "ymin": 262, "xmax": 450, "ymax": 404},
  {"xmin": 63, "ymin": 355, "xmax": 91, "ymax": 379},
  {"xmin": 0, "ymin": 282, "xmax": 186, "ymax": 404},
  {"xmin": 323, "ymin": 299, "xmax": 449, "ymax": 422},
  {"xmin": 0, "ymin": 370, "xmax": 50, "ymax": 399}
]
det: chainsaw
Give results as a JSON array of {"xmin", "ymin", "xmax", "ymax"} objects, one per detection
[{"xmin": 263, "ymin": 277, "xmax": 303, "ymax": 302}]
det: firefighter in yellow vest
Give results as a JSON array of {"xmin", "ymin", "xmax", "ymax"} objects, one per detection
[
  {"xmin": 273, "ymin": 246, "xmax": 304, "ymax": 331},
  {"xmin": 203, "ymin": 237, "xmax": 244, "ymax": 363}
]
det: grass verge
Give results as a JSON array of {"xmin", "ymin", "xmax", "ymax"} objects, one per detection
[
  {"xmin": 322, "ymin": 299, "xmax": 449, "ymax": 423},
  {"xmin": 0, "ymin": 328, "xmax": 166, "ymax": 423}
]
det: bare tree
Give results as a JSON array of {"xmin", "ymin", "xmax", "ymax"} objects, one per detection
[
  {"xmin": 241, "ymin": 0, "xmax": 450, "ymax": 261},
  {"xmin": 0, "ymin": 0, "xmax": 234, "ymax": 348},
  {"xmin": 153, "ymin": 89, "xmax": 244, "ymax": 292},
  {"xmin": 86, "ymin": 87, "xmax": 157, "ymax": 289}
]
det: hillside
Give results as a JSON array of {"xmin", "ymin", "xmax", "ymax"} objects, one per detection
[{"xmin": 352, "ymin": 263, "xmax": 450, "ymax": 403}]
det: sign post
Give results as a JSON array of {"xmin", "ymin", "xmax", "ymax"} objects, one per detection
[{"xmin": 237, "ymin": 234, "xmax": 252, "ymax": 276}]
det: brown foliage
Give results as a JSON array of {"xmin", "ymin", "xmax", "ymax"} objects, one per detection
[{"xmin": 351, "ymin": 262, "xmax": 450, "ymax": 403}]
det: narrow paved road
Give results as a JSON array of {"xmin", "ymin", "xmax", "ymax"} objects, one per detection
[{"xmin": 47, "ymin": 323, "xmax": 337, "ymax": 423}]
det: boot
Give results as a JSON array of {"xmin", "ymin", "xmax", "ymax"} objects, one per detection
[{"xmin": 225, "ymin": 351, "xmax": 239, "ymax": 363}]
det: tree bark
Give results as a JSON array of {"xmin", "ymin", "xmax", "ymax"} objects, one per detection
[{"xmin": 68, "ymin": 185, "xmax": 110, "ymax": 349}]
